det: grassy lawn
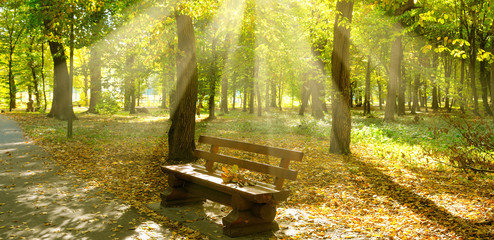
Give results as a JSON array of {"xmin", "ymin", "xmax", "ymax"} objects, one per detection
[{"xmin": 6, "ymin": 108, "xmax": 494, "ymax": 239}]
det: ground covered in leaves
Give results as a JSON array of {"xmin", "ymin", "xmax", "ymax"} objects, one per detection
[{"xmin": 7, "ymin": 109, "xmax": 494, "ymax": 239}]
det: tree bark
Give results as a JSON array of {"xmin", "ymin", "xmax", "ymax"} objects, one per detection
[
  {"xmin": 398, "ymin": 61, "xmax": 406, "ymax": 115},
  {"xmin": 431, "ymin": 51, "xmax": 439, "ymax": 111},
  {"xmin": 468, "ymin": 10, "xmax": 479, "ymax": 115},
  {"xmin": 208, "ymin": 37, "xmax": 218, "ymax": 120},
  {"xmin": 299, "ymin": 76, "xmax": 310, "ymax": 116},
  {"xmin": 443, "ymin": 54, "xmax": 452, "ymax": 111},
  {"xmin": 8, "ymin": 48, "xmax": 16, "ymax": 111},
  {"xmin": 412, "ymin": 73, "xmax": 420, "ymax": 114},
  {"xmin": 384, "ymin": 32, "xmax": 401, "ymax": 121},
  {"xmin": 46, "ymin": 40, "xmax": 75, "ymax": 120},
  {"xmin": 329, "ymin": 0, "xmax": 353, "ymax": 155},
  {"xmin": 491, "ymin": 23, "xmax": 494, "ymax": 117},
  {"xmin": 88, "ymin": 45, "xmax": 102, "ymax": 113},
  {"xmin": 220, "ymin": 48, "xmax": 229, "ymax": 113},
  {"xmin": 480, "ymin": 60, "xmax": 492, "ymax": 116},
  {"xmin": 270, "ymin": 81, "xmax": 277, "ymax": 108},
  {"xmin": 168, "ymin": 14, "xmax": 198, "ymax": 163},
  {"xmin": 384, "ymin": 0, "xmax": 414, "ymax": 120},
  {"xmin": 364, "ymin": 55, "xmax": 371, "ymax": 115}
]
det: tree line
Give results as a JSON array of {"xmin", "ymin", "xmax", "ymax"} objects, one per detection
[{"xmin": 1, "ymin": 0, "xmax": 493, "ymax": 157}]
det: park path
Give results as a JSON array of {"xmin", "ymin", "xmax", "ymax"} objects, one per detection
[{"xmin": 0, "ymin": 114, "xmax": 174, "ymax": 240}]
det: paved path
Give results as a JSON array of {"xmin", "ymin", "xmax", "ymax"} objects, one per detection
[{"xmin": 0, "ymin": 114, "xmax": 174, "ymax": 240}]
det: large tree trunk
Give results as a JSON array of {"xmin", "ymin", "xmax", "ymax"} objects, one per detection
[
  {"xmin": 364, "ymin": 55, "xmax": 371, "ymax": 116},
  {"xmin": 469, "ymin": 16, "xmax": 479, "ymax": 115},
  {"xmin": 384, "ymin": 0, "xmax": 414, "ymax": 120},
  {"xmin": 168, "ymin": 14, "xmax": 198, "ymax": 163},
  {"xmin": 46, "ymin": 40, "xmax": 75, "ymax": 120},
  {"xmin": 384, "ymin": 33, "xmax": 401, "ymax": 121},
  {"xmin": 88, "ymin": 45, "xmax": 102, "ymax": 113},
  {"xmin": 329, "ymin": 0, "xmax": 353, "ymax": 155},
  {"xmin": 310, "ymin": 77, "xmax": 324, "ymax": 119}
]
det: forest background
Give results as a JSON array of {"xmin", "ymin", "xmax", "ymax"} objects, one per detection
[{"xmin": 1, "ymin": 0, "xmax": 494, "ymax": 239}]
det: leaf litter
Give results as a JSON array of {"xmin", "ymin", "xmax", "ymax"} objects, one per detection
[{"xmin": 8, "ymin": 112, "xmax": 494, "ymax": 239}]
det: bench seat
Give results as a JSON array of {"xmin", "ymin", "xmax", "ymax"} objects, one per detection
[{"xmin": 162, "ymin": 164, "xmax": 290, "ymax": 204}]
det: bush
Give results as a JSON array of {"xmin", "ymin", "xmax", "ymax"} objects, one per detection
[
  {"xmin": 95, "ymin": 92, "xmax": 121, "ymax": 115},
  {"xmin": 443, "ymin": 116, "xmax": 494, "ymax": 173}
]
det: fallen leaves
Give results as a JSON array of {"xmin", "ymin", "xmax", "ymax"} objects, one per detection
[{"xmin": 8, "ymin": 112, "xmax": 494, "ymax": 239}]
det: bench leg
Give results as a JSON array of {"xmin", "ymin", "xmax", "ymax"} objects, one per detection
[
  {"xmin": 222, "ymin": 195, "xmax": 279, "ymax": 237},
  {"xmin": 160, "ymin": 174, "xmax": 204, "ymax": 207}
]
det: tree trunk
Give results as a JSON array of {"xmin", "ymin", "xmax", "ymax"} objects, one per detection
[
  {"xmin": 431, "ymin": 51, "xmax": 439, "ymax": 111},
  {"xmin": 270, "ymin": 81, "xmax": 277, "ymax": 108},
  {"xmin": 363, "ymin": 55, "xmax": 371, "ymax": 115},
  {"xmin": 491, "ymin": 24, "xmax": 494, "ymax": 116},
  {"xmin": 378, "ymin": 79, "xmax": 383, "ymax": 110},
  {"xmin": 299, "ymin": 76, "xmax": 310, "ymax": 116},
  {"xmin": 242, "ymin": 87, "xmax": 247, "ymax": 112},
  {"xmin": 310, "ymin": 77, "xmax": 324, "ymax": 119},
  {"xmin": 129, "ymin": 80, "xmax": 136, "ymax": 114},
  {"xmin": 208, "ymin": 38, "xmax": 218, "ymax": 120},
  {"xmin": 398, "ymin": 61, "xmax": 406, "ymax": 115},
  {"xmin": 329, "ymin": 0, "xmax": 353, "ymax": 155},
  {"xmin": 8, "ymin": 49, "xmax": 16, "ymax": 111},
  {"xmin": 469, "ymin": 17, "xmax": 479, "ymax": 115},
  {"xmin": 46, "ymin": 40, "xmax": 75, "ymax": 120},
  {"xmin": 480, "ymin": 60, "xmax": 492, "ymax": 115},
  {"xmin": 41, "ymin": 42, "xmax": 47, "ymax": 111},
  {"xmin": 384, "ymin": 32, "xmax": 401, "ymax": 121},
  {"xmin": 124, "ymin": 54, "xmax": 135, "ymax": 112},
  {"xmin": 88, "ymin": 45, "xmax": 102, "ymax": 113},
  {"xmin": 232, "ymin": 78, "xmax": 236, "ymax": 110},
  {"xmin": 443, "ymin": 55, "xmax": 452, "ymax": 111},
  {"xmin": 249, "ymin": 80, "xmax": 255, "ymax": 114},
  {"xmin": 265, "ymin": 80, "xmax": 270, "ymax": 111},
  {"xmin": 168, "ymin": 14, "xmax": 198, "ymax": 163},
  {"xmin": 384, "ymin": 0, "xmax": 414, "ymax": 120},
  {"xmin": 161, "ymin": 64, "xmax": 168, "ymax": 109},
  {"xmin": 220, "ymin": 64, "xmax": 229, "ymax": 113},
  {"xmin": 255, "ymin": 58, "xmax": 261, "ymax": 116},
  {"xmin": 412, "ymin": 73, "xmax": 420, "ymax": 114},
  {"xmin": 28, "ymin": 38, "xmax": 40, "ymax": 110}
]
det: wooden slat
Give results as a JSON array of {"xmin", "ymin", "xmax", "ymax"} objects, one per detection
[
  {"xmin": 273, "ymin": 158, "xmax": 291, "ymax": 190},
  {"xmin": 198, "ymin": 135, "xmax": 303, "ymax": 162},
  {"xmin": 205, "ymin": 145, "xmax": 218, "ymax": 172},
  {"xmin": 162, "ymin": 164, "xmax": 290, "ymax": 202},
  {"xmin": 195, "ymin": 150, "xmax": 297, "ymax": 181}
]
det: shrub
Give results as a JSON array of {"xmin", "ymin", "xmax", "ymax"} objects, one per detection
[
  {"xmin": 95, "ymin": 92, "xmax": 121, "ymax": 115},
  {"xmin": 443, "ymin": 116, "xmax": 494, "ymax": 173}
]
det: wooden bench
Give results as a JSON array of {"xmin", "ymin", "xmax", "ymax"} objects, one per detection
[{"xmin": 160, "ymin": 135, "xmax": 303, "ymax": 237}]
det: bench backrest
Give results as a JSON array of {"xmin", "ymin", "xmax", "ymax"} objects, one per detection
[{"xmin": 194, "ymin": 135, "xmax": 303, "ymax": 190}]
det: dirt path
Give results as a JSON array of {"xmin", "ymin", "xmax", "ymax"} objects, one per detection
[{"xmin": 0, "ymin": 114, "xmax": 174, "ymax": 240}]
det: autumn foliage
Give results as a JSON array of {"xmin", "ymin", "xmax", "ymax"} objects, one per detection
[{"xmin": 7, "ymin": 110, "xmax": 494, "ymax": 239}]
